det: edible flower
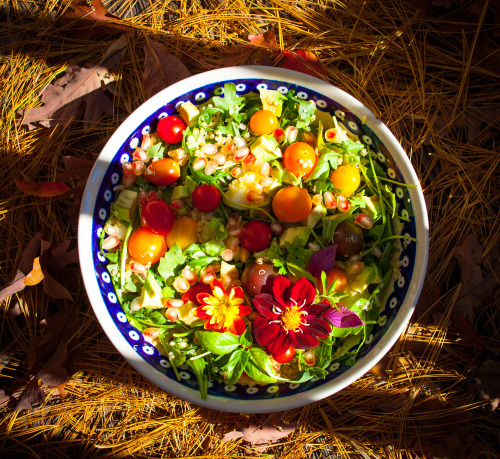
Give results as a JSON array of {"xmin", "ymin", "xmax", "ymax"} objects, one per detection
[
  {"xmin": 251, "ymin": 276, "xmax": 332, "ymax": 356},
  {"xmin": 195, "ymin": 279, "xmax": 251, "ymax": 335}
]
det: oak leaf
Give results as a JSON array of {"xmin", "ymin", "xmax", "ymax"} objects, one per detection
[
  {"xmin": 219, "ymin": 29, "xmax": 277, "ymax": 67},
  {"xmin": 16, "ymin": 180, "xmax": 70, "ymax": 197},
  {"xmin": 142, "ymin": 37, "xmax": 192, "ymax": 99},
  {"xmin": 18, "ymin": 34, "xmax": 127, "ymax": 130},
  {"xmin": 56, "ymin": 155, "xmax": 96, "ymax": 181},
  {"xmin": 12, "ymin": 378, "xmax": 46, "ymax": 412},
  {"xmin": 276, "ymin": 49, "xmax": 329, "ymax": 80}
]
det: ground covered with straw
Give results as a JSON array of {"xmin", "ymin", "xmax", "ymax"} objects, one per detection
[{"xmin": 1, "ymin": 1, "xmax": 499, "ymax": 457}]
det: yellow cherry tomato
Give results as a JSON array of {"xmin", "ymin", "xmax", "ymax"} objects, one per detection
[
  {"xmin": 272, "ymin": 186, "xmax": 312, "ymax": 223},
  {"xmin": 128, "ymin": 227, "xmax": 167, "ymax": 265},
  {"xmin": 166, "ymin": 217, "xmax": 199, "ymax": 250},
  {"xmin": 283, "ymin": 142, "xmax": 317, "ymax": 178},
  {"xmin": 329, "ymin": 165, "xmax": 360, "ymax": 196},
  {"xmin": 249, "ymin": 110, "xmax": 279, "ymax": 135}
]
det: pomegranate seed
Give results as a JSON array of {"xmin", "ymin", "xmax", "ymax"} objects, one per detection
[
  {"xmin": 349, "ymin": 254, "xmax": 362, "ymax": 262},
  {"xmin": 228, "ymin": 214, "xmax": 240, "ymax": 227},
  {"xmin": 143, "ymin": 327, "xmax": 160, "ymax": 338},
  {"xmin": 234, "ymin": 147, "xmax": 250, "ymax": 162},
  {"xmin": 201, "ymin": 273, "xmax": 215, "ymax": 284},
  {"xmin": 354, "ymin": 213, "xmax": 374, "ymax": 229},
  {"xmin": 122, "ymin": 173, "xmax": 136, "ymax": 187},
  {"xmin": 105, "ymin": 222, "xmax": 126, "ymax": 239},
  {"xmin": 273, "ymin": 128, "xmax": 285, "ymax": 143},
  {"xmin": 324, "ymin": 191, "xmax": 336, "ymax": 209},
  {"xmin": 202, "ymin": 144, "xmax": 217, "ymax": 155},
  {"xmin": 133, "ymin": 148, "xmax": 150, "ymax": 161},
  {"xmin": 165, "ymin": 308, "xmax": 179, "ymax": 322},
  {"xmin": 138, "ymin": 189, "xmax": 148, "ymax": 206},
  {"xmin": 270, "ymin": 222, "xmax": 284, "ymax": 235},
  {"xmin": 304, "ymin": 350, "xmax": 316, "ymax": 366},
  {"xmin": 259, "ymin": 176, "xmax": 274, "ymax": 187},
  {"xmin": 132, "ymin": 160, "xmax": 144, "ymax": 175},
  {"xmin": 325, "ymin": 128, "xmax": 337, "ymax": 142},
  {"xmin": 214, "ymin": 153, "xmax": 226, "ymax": 165},
  {"xmin": 259, "ymin": 161, "xmax": 271, "ymax": 176},
  {"xmin": 270, "ymin": 356, "xmax": 281, "ymax": 373},
  {"xmin": 228, "ymin": 227, "xmax": 243, "ymax": 237},
  {"xmin": 231, "ymin": 167, "xmax": 242, "ymax": 178},
  {"xmin": 141, "ymin": 134, "xmax": 153, "ymax": 150},
  {"xmin": 346, "ymin": 261, "xmax": 364, "ymax": 276},
  {"xmin": 372, "ymin": 247, "xmax": 383, "ymax": 258},
  {"xmin": 226, "ymin": 237, "xmax": 239, "ymax": 251},
  {"xmin": 246, "ymin": 190, "xmax": 265, "ymax": 204},
  {"xmin": 172, "ymin": 148, "xmax": 186, "ymax": 163},
  {"xmin": 122, "ymin": 161, "xmax": 134, "ymax": 175},
  {"xmin": 181, "ymin": 266, "xmax": 197, "ymax": 284},
  {"xmin": 193, "ymin": 158, "xmax": 207, "ymax": 170},
  {"xmin": 205, "ymin": 160, "xmax": 217, "ymax": 176},
  {"xmin": 286, "ymin": 126, "xmax": 298, "ymax": 143},
  {"xmin": 173, "ymin": 277, "xmax": 190, "ymax": 293},
  {"xmin": 239, "ymin": 247, "xmax": 250, "ymax": 263},
  {"xmin": 243, "ymin": 153, "xmax": 256, "ymax": 167},
  {"xmin": 221, "ymin": 143, "xmax": 236, "ymax": 155},
  {"xmin": 221, "ymin": 249, "xmax": 234, "ymax": 262},
  {"xmin": 166, "ymin": 298, "xmax": 185, "ymax": 308},
  {"xmin": 130, "ymin": 297, "xmax": 142, "ymax": 311},
  {"xmin": 102, "ymin": 236, "xmax": 120, "ymax": 250},
  {"xmin": 312, "ymin": 194, "xmax": 323, "ymax": 205},
  {"xmin": 233, "ymin": 136, "xmax": 247, "ymax": 148},
  {"xmin": 337, "ymin": 195, "xmax": 351, "ymax": 212},
  {"xmin": 171, "ymin": 199, "xmax": 184, "ymax": 209},
  {"xmin": 130, "ymin": 261, "xmax": 147, "ymax": 274},
  {"xmin": 302, "ymin": 131, "xmax": 317, "ymax": 145}
]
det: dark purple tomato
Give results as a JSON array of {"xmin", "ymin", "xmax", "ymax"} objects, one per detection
[
  {"xmin": 240, "ymin": 220, "xmax": 272, "ymax": 252},
  {"xmin": 141, "ymin": 199, "xmax": 175, "ymax": 235},
  {"xmin": 192, "ymin": 184, "xmax": 221, "ymax": 213},
  {"xmin": 241, "ymin": 261, "xmax": 277, "ymax": 298},
  {"xmin": 332, "ymin": 221, "xmax": 364, "ymax": 257}
]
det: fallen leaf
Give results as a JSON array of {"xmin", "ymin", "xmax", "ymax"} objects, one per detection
[
  {"xmin": 467, "ymin": 360, "xmax": 500, "ymax": 412},
  {"xmin": 223, "ymin": 417, "xmax": 296, "ymax": 452},
  {"xmin": 37, "ymin": 341, "xmax": 69, "ymax": 387},
  {"xmin": 24, "ymin": 257, "xmax": 44, "ymax": 286},
  {"xmin": 18, "ymin": 34, "xmax": 127, "ymax": 130},
  {"xmin": 15, "ymin": 180, "xmax": 71, "ymax": 197},
  {"xmin": 276, "ymin": 49, "xmax": 329, "ymax": 80},
  {"xmin": 13, "ymin": 377, "xmax": 45, "ymax": 412},
  {"xmin": 0, "ymin": 232, "xmax": 42, "ymax": 302},
  {"xmin": 46, "ymin": 238, "xmax": 79, "ymax": 274},
  {"xmin": 248, "ymin": 30, "xmax": 280, "ymax": 52},
  {"xmin": 142, "ymin": 37, "xmax": 192, "ymax": 99},
  {"xmin": 56, "ymin": 155, "xmax": 96, "ymax": 180},
  {"xmin": 61, "ymin": 0, "xmax": 126, "ymax": 33},
  {"xmin": 219, "ymin": 29, "xmax": 277, "ymax": 67}
]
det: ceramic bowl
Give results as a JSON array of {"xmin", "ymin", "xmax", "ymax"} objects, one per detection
[{"xmin": 78, "ymin": 66, "xmax": 428, "ymax": 413}]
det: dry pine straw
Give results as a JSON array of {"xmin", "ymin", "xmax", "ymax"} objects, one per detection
[{"xmin": 0, "ymin": 0, "xmax": 499, "ymax": 458}]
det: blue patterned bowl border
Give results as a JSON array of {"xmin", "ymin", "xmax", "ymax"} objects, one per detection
[{"xmin": 79, "ymin": 67, "xmax": 428, "ymax": 412}]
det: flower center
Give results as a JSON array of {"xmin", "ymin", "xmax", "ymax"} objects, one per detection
[{"xmin": 281, "ymin": 305, "xmax": 305, "ymax": 331}]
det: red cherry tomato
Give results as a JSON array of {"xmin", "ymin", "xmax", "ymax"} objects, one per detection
[
  {"xmin": 145, "ymin": 158, "xmax": 180, "ymax": 186},
  {"xmin": 181, "ymin": 283, "xmax": 212, "ymax": 305},
  {"xmin": 157, "ymin": 116, "xmax": 186, "ymax": 144},
  {"xmin": 283, "ymin": 142, "xmax": 317, "ymax": 178},
  {"xmin": 240, "ymin": 220, "xmax": 272, "ymax": 252},
  {"xmin": 141, "ymin": 199, "xmax": 175, "ymax": 235},
  {"xmin": 128, "ymin": 227, "xmax": 167, "ymax": 265},
  {"xmin": 192, "ymin": 184, "xmax": 221, "ymax": 213},
  {"xmin": 273, "ymin": 344, "xmax": 295, "ymax": 363}
]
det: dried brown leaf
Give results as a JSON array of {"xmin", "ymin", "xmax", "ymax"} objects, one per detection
[
  {"xmin": 37, "ymin": 341, "xmax": 69, "ymax": 387},
  {"xmin": 18, "ymin": 34, "xmax": 127, "ymax": 130},
  {"xmin": 12, "ymin": 378, "xmax": 45, "ymax": 412},
  {"xmin": 24, "ymin": 257, "xmax": 44, "ymax": 286},
  {"xmin": 467, "ymin": 360, "xmax": 500, "ymax": 412},
  {"xmin": 142, "ymin": 37, "xmax": 191, "ymax": 99},
  {"xmin": 56, "ymin": 155, "xmax": 96, "ymax": 180},
  {"xmin": 219, "ymin": 45, "xmax": 273, "ymax": 68}
]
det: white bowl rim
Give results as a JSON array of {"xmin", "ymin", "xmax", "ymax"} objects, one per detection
[{"xmin": 78, "ymin": 65, "xmax": 429, "ymax": 413}]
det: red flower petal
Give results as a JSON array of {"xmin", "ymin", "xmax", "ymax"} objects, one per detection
[
  {"xmin": 210, "ymin": 278, "xmax": 226, "ymax": 295},
  {"xmin": 304, "ymin": 318, "xmax": 331, "ymax": 337},
  {"xmin": 182, "ymin": 283, "xmax": 211, "ymax": 305},
  {"xmin": 237, "ymin": 303, "xmax": 252, "ymax": 316},
  {"xmin": 252, "ymin": 293, "xmax": 279, "ymax": 319},
  {"xmin": 267, "ymin": 332, "xmax": 292, "ymax": 356},
  {"xmin": 229, "ymin": 316, "xmax": 246, "ymax": 335},
  {"xmin": 272, "ymin": 275, "xmax": 292, "ymax": 308},
  {"xmin": 196, "ymin": 292, "xmax": 211, "ymax": 305},
  {"xmin": 231, "ymin": 286, "xmax": 244, "ymax": 299},
  {"xmin": 252, "ymin": 318, "xmax": 281, "ymax": 346},
  {"xmin": 292, "ymin": 331, "xmax": 319, "ymax": 350},
  {"xmin": 195, "ymin": 305, "xmax": 209, "ymax": 319},
  {"xmin": 290, "ymin": 277, "xmax": 316, "ymax": 307}
]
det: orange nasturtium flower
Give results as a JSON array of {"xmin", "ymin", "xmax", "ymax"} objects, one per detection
[{"xmin": 194, "ymin": 279, "xmax": 251, "ymax": 335}]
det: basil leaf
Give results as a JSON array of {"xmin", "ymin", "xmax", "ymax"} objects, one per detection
[
  {"xmin": 244, "ymin": 348, "xmax": 277, "ymax": 384},
  {"xmin": 226, "ymin": 350, "xmax": 248, "ymax": 386},
  {"xmin": 239, "ymin": 327, "xmax": 253, "ymax": 347},
  {"xmin": 195, "ymin": 331, "xmax": 240, "ymax": 355}
]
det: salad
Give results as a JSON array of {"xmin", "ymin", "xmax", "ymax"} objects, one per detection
[{"xmin": 100, "ymin": 83, "xmax": 411, "ymax": 398}]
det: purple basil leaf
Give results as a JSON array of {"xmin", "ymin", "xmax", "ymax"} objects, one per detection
[
  {"xmin": 307, "ymin": 245, "xmax": 336, "ymax": 278},
  {"xmin": 326, "ymin": 306, "xmax": 365, "ymax": 328}
]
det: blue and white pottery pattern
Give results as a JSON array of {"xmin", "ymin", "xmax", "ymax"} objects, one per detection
[{"xmin": 88, "ymin": 76, "xmax": 419, "ymax": 401}]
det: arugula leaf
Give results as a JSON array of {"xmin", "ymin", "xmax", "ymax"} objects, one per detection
[
  {"xmin": 201, "ymin": 240, "xmax": 225, "ymax": 256},
  {"xmin": 147, "ymin": 142, "xmax": 166, "ymax": 159},
  {"xmin": 157, "ymin": 243, "xmax": 186, "ymax": 280},
  {"xmin": 186, "ymin": 357, "xmax": 208, "ymax": 399},
  {"xmin": 195, "ymin": 330, "xmax": 241, "ymax": 355},
  {"xmin": 306, "ymin": 149, "xmax": 341, "ymax": 181},
  {"xmin": 212, "ymin": 83, "xmax": 245, "ymax": 113},
  {"xmin": 295, "ymin": 99, "xmax": 316, "ymax": 129},
  {"xmin": 187, "ymin": 256, "xmax": 220, "ymax": 268}
]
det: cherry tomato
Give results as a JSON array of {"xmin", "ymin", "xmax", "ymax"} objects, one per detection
[
  {"xmin": 240, "ymin": 220, "xmax": 273, "ymax": 252},
  {"xmin": 272, "ymin": 186, "xmax": 312, "ymax": 223},
  {"xmin": 330, "ymin": 165, "xmax": 360, "ymax": 196},
  {"xmin": 157, "ymin": 116, "xmax": 186, "ymax": 144},
  {"xmin": 141, "ymin": 199, "xmax": 175, "ymax": 235},
  {"xmin": 181, "ymin": 283, "xmax": 211, "ymax": 305},
  {"xmin": 249, "ymin": 110, "xmax": 279, "ymax": 135},
  {"xmin": 332, "ymin": 221, "xmax": 364, "ymax": 257},
  {"xmin": 273, "ymin": 344, "xmax": 295, "ymax": 363},
  {"xmin": 240, "ymin": 261, "xmax": 277, "ymax": 297},
  {"xmin": 283, "ymin": 142, "xmax": 317, "ymax": 178},
  {"xmin": 192, "ymin": 184, "xmax": 221, "ymax": 213},
  {"xmin": 318, "ymin": 268, "xmax": 347, "ymax": 293},
  {"xmin": 166, "ymin": 217, "xmax": 199, "ymax": 250},
  {"xmin": 145, "ymin": 158, "xmax": 180, "ymax": 186},
  {"xmin": 128, "ymin": 227, "xmax": 167, "ymax": 265}
]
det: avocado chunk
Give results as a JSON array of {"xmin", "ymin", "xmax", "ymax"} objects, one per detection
[
  {"xmin": 177, "ymin": 300, "xmax": 203, "ymax": 326},
  {"xmin": 302, "ymin": 204, "xmax": 327, "ymax": 228},
  {"xmin": 363, "ymin": 196, "xmax": 382, "ymax": 221},
  {"xmin": 259, "ymin": 88, "xmax": 286, "ymax": 116},
  {"xmin": 178, "ymin": 101, "xmax": 200, "ymax": 127},
  {"xmin": 350, "ymin": 264, "xmax": 383, "ymax": 293},
  {"xmin": 249, "ymin": 135, "xmax": 282, "ymax": 161},
  {"xmin": 172, "ymin": 185, "xmax": 190, "ymax": 200},
  {"xmin": 140, "ymin": 271, "xmax": 165, "ymax": 309},
  {"xmin": 113, "ymin": 189, "xmax": 138, "ymax": 222},
  {"xmin": 279, "ymin": 226, "xmax": 311, "ymax": 248}
]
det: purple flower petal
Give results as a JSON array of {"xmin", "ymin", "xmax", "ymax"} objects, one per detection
[
  {"xmin": 308, "ymin": 245, "xmax": 337, "ymax": 278},
  {"xmin": 326, "ymin": 306, "xmax": 365, "ymax": 328}
]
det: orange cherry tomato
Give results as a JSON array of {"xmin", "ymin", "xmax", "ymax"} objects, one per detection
[
  {"xmin": 166, "ymin": 217, "xmax": 199, "ymax": 250},
  {"xmin": 128, "ymin": 227, "xmax": 167, "ymax": 265},
  {"xmin": 144, "ymin": 158, "xmax": 180, "ymax": 186},
  {"xmin": 283, "ymin": 142, "xmax": 317, "ymax": 178},
  {"xmin": 318, "ymin": 268, "xmax": 347, "ymax": 294},
  {"xmin": 272, "ymin": 186, "xmax": 312, "ymax": 223},
  {"xmin": 329, "ymin": 165, "xmax": 360, "ymax": 196},
  {"xmin": 249, "ymin": 110, "xmax": 279, "ymax": 135}
]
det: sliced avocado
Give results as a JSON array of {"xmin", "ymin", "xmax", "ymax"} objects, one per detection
[
  {"xmin": 250, "ymin": 135, "xmax": 282, "ymax": 161},
  {"xmin": 172, "ymin": 185, "xmax": 190, "ymax": 200},
  {"xmin": 260, "ymin": 88, "xmax": 286, "ymax": 117},
  {"xmin": 199, "ymin": 225, "xmax": 218, "ymax": 243},
  {"xmin": 350, "ymin": 264, "xmax": 383, "ymax": 293},
  {"xmin": 302, "ymin": 204, "xmax": 327, "ymax": 228},
  {"xmin": 113, "ymin": 189, "xmax": 138, "ymax": 222},
  {"xmin": 185, "ymin": 175, "xmax": 198, "ymax": 193},
  {"xmin": 362, "ymin": 196, "xmax": 382, "ymax": 221},
  {"xmin": 279, "ymin": 226, "xmax": 311, "ymax": 248},
  {"xmin": 221, "ymin": 261, "xmax": 238, "ymax": 281},
  {"xmin": 178, "ymin": 101, "xmax": 200, "ymax": 127},
  {"xmin": 177, "ymin": 300, "xmax": 203, "ymax": 326},
  {"xmin": 140, "ymin": 271, "xmax": 165, "ymax": 309}
]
